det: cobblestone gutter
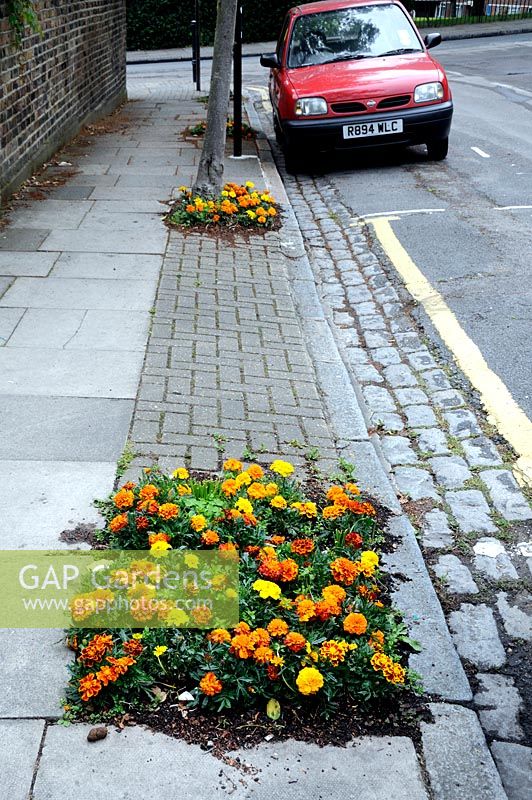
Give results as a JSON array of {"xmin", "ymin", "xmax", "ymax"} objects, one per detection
[{"xmin": 246, "ymin": 92, "xmax": 531, "ymax": 800}]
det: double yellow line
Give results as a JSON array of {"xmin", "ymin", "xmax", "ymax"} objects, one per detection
[{"xmin": 369, "ymin": 216, "xmax": 532, "ymax": 487}]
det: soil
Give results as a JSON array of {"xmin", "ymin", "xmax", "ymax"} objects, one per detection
[{"xmin": 130, "ymin": 690, "xmax": 432, "ymax": 761}]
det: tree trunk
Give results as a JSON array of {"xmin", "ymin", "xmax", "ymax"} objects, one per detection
[{"xmin": 193, "ymin": 0, "xmax": 239, "ymax": 197}]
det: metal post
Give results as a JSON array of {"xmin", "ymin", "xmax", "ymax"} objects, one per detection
[
  {"xmin": 191, "ymin": 19, "xmax": 197, "ymax": 84},
  {"xmin": 233, "ymin": 4, "xmax": 243, "ymax": 157},
  {"xmin": 195, "ymin": 0, "xmax": 201, "ymax": 92}
]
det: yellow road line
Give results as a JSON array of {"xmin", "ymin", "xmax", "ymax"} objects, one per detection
[{"xmin": 369, "ymin": 216, "xmax": 532, "ymax": 487}]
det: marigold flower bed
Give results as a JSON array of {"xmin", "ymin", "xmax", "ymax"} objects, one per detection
[
  {"xmin": 166, "ymin": 182, "xmax": 280, "ymax": 229},
  {"xmin": 65, "ymin": 458, "xmax": 421, "ymax": 721}
]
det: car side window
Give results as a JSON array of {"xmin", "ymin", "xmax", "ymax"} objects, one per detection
[{"xmin": 276, "ymin": 15, "xmax": 291, "ymax": 63}]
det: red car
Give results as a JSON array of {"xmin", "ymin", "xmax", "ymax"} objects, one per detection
[{"xmin": 260, "ymin": 0, "xmax": 453, "ymax": 170}]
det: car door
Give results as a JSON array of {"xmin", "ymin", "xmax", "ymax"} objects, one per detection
[{"xmin": 270, "ymin": 14, "xmax": 292, "ymax": 115}]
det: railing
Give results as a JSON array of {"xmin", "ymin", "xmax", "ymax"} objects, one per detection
[{"xmin": 406, "ymin": 0, "xmax": 532, "ymax": 25}]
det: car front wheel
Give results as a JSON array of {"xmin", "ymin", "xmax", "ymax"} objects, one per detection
[{"xmin": 426, "ymin": 137, "xmax": 449, "ymax": 161}]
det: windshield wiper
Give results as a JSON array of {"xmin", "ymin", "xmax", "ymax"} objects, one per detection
[
  {"xmin": 321, "ymin": 53, "xmax": 374, "ymax": 64},
  {"xmin": 376, "ymin": 48, "xmax": 421, "ymax": 57}
]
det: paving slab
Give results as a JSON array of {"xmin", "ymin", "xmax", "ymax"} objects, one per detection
[
  {"xmin": 0, "ymin": 276, "xmax": 13, "ymax": 297},
  {"xmin": 7, "ymin": 200, "xmax": 92, "ymax": 229},
  {"xmin": 7, "ymin": 308, "xmax": 151, "ymax": 350},
  {"xmin": 429, "ymin": 455, "xmax": 472, "ymax": 489},
  {"xmin": 91, "ymin": 199, "xmax": 170, "ymax": 214},
  {"xmin": 39, "ymin": 227, "xmax": 167, "ymax": 254},
  {"xmin": 474, "ymin": 674, "xmax": 524, "ymax": 740},
  {"xmin": 51, "ymin": 251, "xmax": 163, "ymax": 281},
  {"xmin": 422, "ymin": 508, "xmax": 455, "ymax": 549},
  {"xmin": 0, "ymin": 307, "xmax": 25, "ymax": 344},
  {"xmin": 383, "ymin": 516, "xmax": 472, "ymax": 701},
  {"xmin": 394, "ymin": 466, "xmax": 439, "ymax": 500},
  {"xmin": 1, "ymin": 277, "xmax": 157, "ymax": 311},
  {"xmin": 88, "ymin": 186, "xmax": 174, "ymax": 201},
  {"xmin": 0, "ymin": 227, "xmax": 50, "ymax": 250},
  {"xmin": 448, "ymin": 603, "xmax": 506, "ymax": 669},
  {"xmin": 446, "ymin": 490, "xmax": 497, "ymax": 533},
  {"xmin": 473, "ymin": 538, "xmax": 519, "ymax": 581},
  {"xmin": 0, "ymin": 460, "xmax": 115, "ymax": 548},
  {"xmin": 421, "ymin": 703, "xmax": 507, "ymax": 800},
  {"xmin": 0, "ymin": 397, "xmax": 133, "ymax": 461},
  {"xmin": 0, "ymin": 629, "xmax": 70, "ymax": 717},
  {"xmin": 32, "ymin": 725, "xmax": 428, "ymax": 800},
  {"xmin": 0, "ymin": 348, "xmax": 144, "ymax": 397},
  {"xmin": 480, "ymin": 469, "xmax": 532, "ymax": 521},
  {"xmin": 490, "ymin": 742, "xmax": 532, "ymax": 800},
  {"xmin": 496, "ymin": 592, "xmax": 532, "ymax": 641},
  {"xmin": 0, "ymin": 251, "xmax": 59, "ymax": 277},
  {"xmin": 79, "ymin": 210, "xmax": 164, "ymax": 232},
  {"xmin": 0, "ymin": 719, "xmax": 45, "ymax": 799},
  {"xmin": 433, "ymin": 554, "xmax": 479, "ymax": 594}
]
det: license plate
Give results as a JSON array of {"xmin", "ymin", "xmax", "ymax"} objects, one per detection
[{"xmin": 343, "ymin": 119, "xmax": 403, "ymax": 139}]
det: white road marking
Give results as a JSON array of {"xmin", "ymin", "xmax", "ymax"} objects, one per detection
[
  {"xmin": 471, "ymin": 146, "xmax": 490, "ymax": 158},
  {"xmin": 352, "ymin": 208, "xmax": 446, "ymax": 222},
  {"xmin": 494, "ymin": 204, "xmax": 532, "ymax": 211}
]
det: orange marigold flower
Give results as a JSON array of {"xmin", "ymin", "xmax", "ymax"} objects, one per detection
[
  {"xmin": 136, "ymin": 515, "xmax": 150, "ymax": 530},
  {"xmin": 320, "ymin": 639, "xmax": 354, "ymax": 666},
  {"xmin": 113, "ymin": 489, "xmax": 134, "ymax": 510},
  {"xmin": 106, "ymin": 655, "xmax": 135, "ymax": 676},
  {"xmin": 247, "ymin": 481, "xmax": 266, "ymax": 500},
  {"xmin": 233, "ymin": 621, "xmax": 251, "ymax": 635},
  {"xmin": 139, "ymin": 484, "xmax": 159, "ymax": 501},
  {"xmin": 219, "ymin": 541, "xmax": 238, "ymax": 560},
  {"xmin": 254, "ymin": 646, "xmax": 274, "ymax": 664},
  {"xmin": 199, "ymin": 671, "xmax": 223, "ymax": 696},
  {"xmin": 244, "ymin": 544, "xmax": 261, "ymax": 557},
  {"xmin": 159, "ymin": 503, "xmax": 179, "ymax": 520},
  {"xmin": 314, "ymin": 599, "xmax": 339, "ymax": 621},
  {"xmin": 344, "ymin": 482, "xmax": 360, "ymax": 495},
  {"xmin": 270, "ymin": 494, "xmax": 287, "ymax": 509},
  {"xmin": 96, "ymin": 665, "xmax": 119, "ymax": 686},
  {"xmin": 343, "ymin": 612, "xmax": 368, "ymax": 635},
  {"xmin": 278, "ymin": 558, "xmax": 298, "ymax": 582},
  {"xmin": 295, "ymin": 597, "xmax": 316, "ymax": 622},
  {"xmin": 224, "ymin": 457, "xmax": 243, "ymax": 472},
  {"xmin": 208, "ymin": 628, "xmax": 231, "ymax": 644},
  {"xmin": 327, "ymin": 485, "xmax": 346, "ymax": 502},
  {"xmin": 190, "ymin": 514, "xmax": 207, "ymax": 532},
  {"xmin": 250, "ymin": 628, "xmax": 271, "ymax": 647},
  {"xmin": 221, "ymin": 478, "xmax": 238, "ymax": 496},
  {"xmin": 348, "ymin": 500, "xmax": 376, "ymax": 516},
  {"xmin": 79, "ymin": 673, "xmax": 102, "ymax": 702},
  {"xmin": 123, "ymin": 639, "xmax": 143, "ymax": 657},
  {"xmin": 79, "ymin": 634, "xmax": 114, "ymax": 666},
  {"xmin": 230, "ymin": 633, "xmax": 254, "ymax": 659},
  {"xmin": 191, "ymin": 605, "xmax": 212, "ymax": 625},
  {"xmin": 267, "ymin": 618, "xmax": 289, "ymax": 637},
  {"xmin": 267, "ymin": 664, "xmax": 280, "ymax": 681},
  {"xmin": 177, "ymin": 484, "xmax": 192, "ymax": 496},
  {"xmin": 247, "ymin": 464, "xmax": 264, "ymax": 480},
  {"xmin": 369, "ymin": 630, "xmax": 385, "ymax": 651},
  {"xmin": 109, "ymin": 513, "xmax": 128, "ymax": 532},
  {"xmin": 264, "ymin": 482, "xmax": 278, "ymax": 497},
  {"xmin": 290, "ymin": 538, "xmax": 315, "ymax": 556},
  {"xmin": 268, "ymin": 535, "xmax": 286, "ymax": 546},
  {"xmin": 259, "ymin": 557, "xmax": 281, "ymax": 580},
  {"xmin": 323, "ymin": 504, "xmax": 345, "ymax": 520},
  {"xmin": 284, "ymin": 631, "xmax": 307, "ymax": 652},
  {"xmin": 201, "ymin": 529, "xmax": 220, "ymax": 545},
  {"xmin": 137, "ymin": 499, "xmax": 159, "ymax": 515},
  {"xmin": 330, "ymin": 557, "xmax": 360, "ymax": 586},
  {"xmin": 322, "ymin": 584, "xmax": 347, "ymax": 605},
  {"xmin": 345, "ymin": 531, "xmax": 363, "ymax": 548}
]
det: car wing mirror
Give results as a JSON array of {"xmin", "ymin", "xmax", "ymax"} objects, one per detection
[
  {"xmin": 260, "ymin": 52, "xmax": 280, "ymax": 68},
  {"xmin": 424, "ymin": 33, "xmax": 442, "ymax": 50}
]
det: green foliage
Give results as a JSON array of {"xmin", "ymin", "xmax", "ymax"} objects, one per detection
[
  {"xmin": 126, "ymin": 0, "xmax": 289, "ymax": 50},
  {"xmin": 6, "ymin": 0, "xmax": 41, "ymax": 49}
]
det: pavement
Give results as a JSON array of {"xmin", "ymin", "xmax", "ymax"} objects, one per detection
[
  {"xmin": 0, "ymin": 44, "xmax": 530, "ymax": 800},
  {"xmin": 126, "ymin": 17, "xmax": 532, "ymax": 63}
]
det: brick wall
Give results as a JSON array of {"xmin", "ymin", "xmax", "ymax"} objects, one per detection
[{"xmin": 0, "ymin": 1, "xmax": 127, "ymax": 201}]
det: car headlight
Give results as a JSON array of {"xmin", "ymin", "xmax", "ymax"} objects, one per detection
[
  {"xmin": 414, "ymin": 82, "xmax": 444, "ymax": 103},
  {"xmin": 295, "ymin": 97, "xmax": 328, "ymax": 116}
]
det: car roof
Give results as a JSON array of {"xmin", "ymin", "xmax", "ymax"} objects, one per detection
[{"xmin": 290, "ymin": 0, "xmax": 394, "ymax": 15}]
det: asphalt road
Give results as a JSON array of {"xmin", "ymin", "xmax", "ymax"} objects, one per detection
[{"xmin": 128, "ymin": 33, "xmax": 532, "ymax": 422}]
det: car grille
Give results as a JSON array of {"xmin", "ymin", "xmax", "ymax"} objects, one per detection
[
  {"xmin": 377, "ymin": 94, "xmax": 411, "ymax": 109},
  {"xmin": 330, "ymin": 95, "xmax": 411, "ymax": 114},
  {"xmin": 330, "ymin": 101, "xmax": 366, "ymax": 113}
]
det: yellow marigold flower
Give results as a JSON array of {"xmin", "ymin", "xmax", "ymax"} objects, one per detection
[
  {"xmin": 235, "ymin": 471, "xmax": 251, "ymax": 488},
  {"xmin": 223, "ymin": 458, "xmax": 242, "ymax": 472},
  {"xmin": 252, "ymin": 579, "xmax": 282, "ymax": 600},
  {"xmin": 225, "ymin": 587, "xmax": 238, "ymax": 599},
  {"xmin": 246, "ymin": 210, "xmax": 256, "ymax": 219},
  {"xmin": 132, "ymin": 633, "xmax": 143, "ymax": 640},
  {"xmin": 165, "ymin": 608, "xmax": 189, "ymax": 626},
  {"xmin": 178, "ymin": 185, "xmax": 187, "ymax": 192},
  {"xmin": 245, "ymin": 181, "xmax": 255, "ymax": 188},
  {"xmin": 190, "ymin": 514, "xmax": 207, "ymax": 532},
  {"xmin": 270, "ymin": 459, "xmax": 294, "ymax": 478},
  {"xmin": 177, "ymin": 484, "xmax": 192, "ymax": 496},
  {"xmin": 173, "ymin": 467, "xmax": 189, "ymax": 480},
  {"xmin": 153, "ymin": 645, "xmax": 168, "ymax": 657},
  {"xmin": 344, "ymin": 482, "xmax": 360, "ymax": 494},
  {"xmin": 184, "ymin": 553, "xmax": 199, "ymax": 568},
  {"xmin": 235, "ymin": 497, "xmax": 253, "ymax": 515},
  {"xmin": 361, "ymin": 551, "xmax": 379, "ymax": 568},
  {"xmin": 270, "ymin": 495, "xmax": 287, "ymax": 510},
  {"xmin": 264, "ymin": 482, "xmax": 278, "ymax": 497},
  {"xmin": 268, "ymin": 207, "xmax": 277, "ymax": 216},
  {"xmin": 296, "ymin": 666, "xmax": 324, "ymax": 695},
  {"xmin": 150, "ymin": 540, "xmax": 172, "ymax": 555}
]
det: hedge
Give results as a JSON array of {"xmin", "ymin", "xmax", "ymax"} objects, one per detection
[{"xmin": 126, "ymin": 0, "xmax": 290, "ymax": 50}]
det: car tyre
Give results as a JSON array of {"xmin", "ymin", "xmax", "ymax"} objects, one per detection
[
  {"xmin": 273, "ymin": 114, "xmax": 284, "ymax": 145},
  {"xmin": 426, "ymin": 137, "xmax": 448, "ymax": 161},
  {"xmin": 284, "ymin": 144, "xmax": 306, "ymax": 174}
]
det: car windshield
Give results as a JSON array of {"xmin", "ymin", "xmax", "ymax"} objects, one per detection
[{"xmin": 287, "ymin": 3, "xmax": 422, "ymax": 69}]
